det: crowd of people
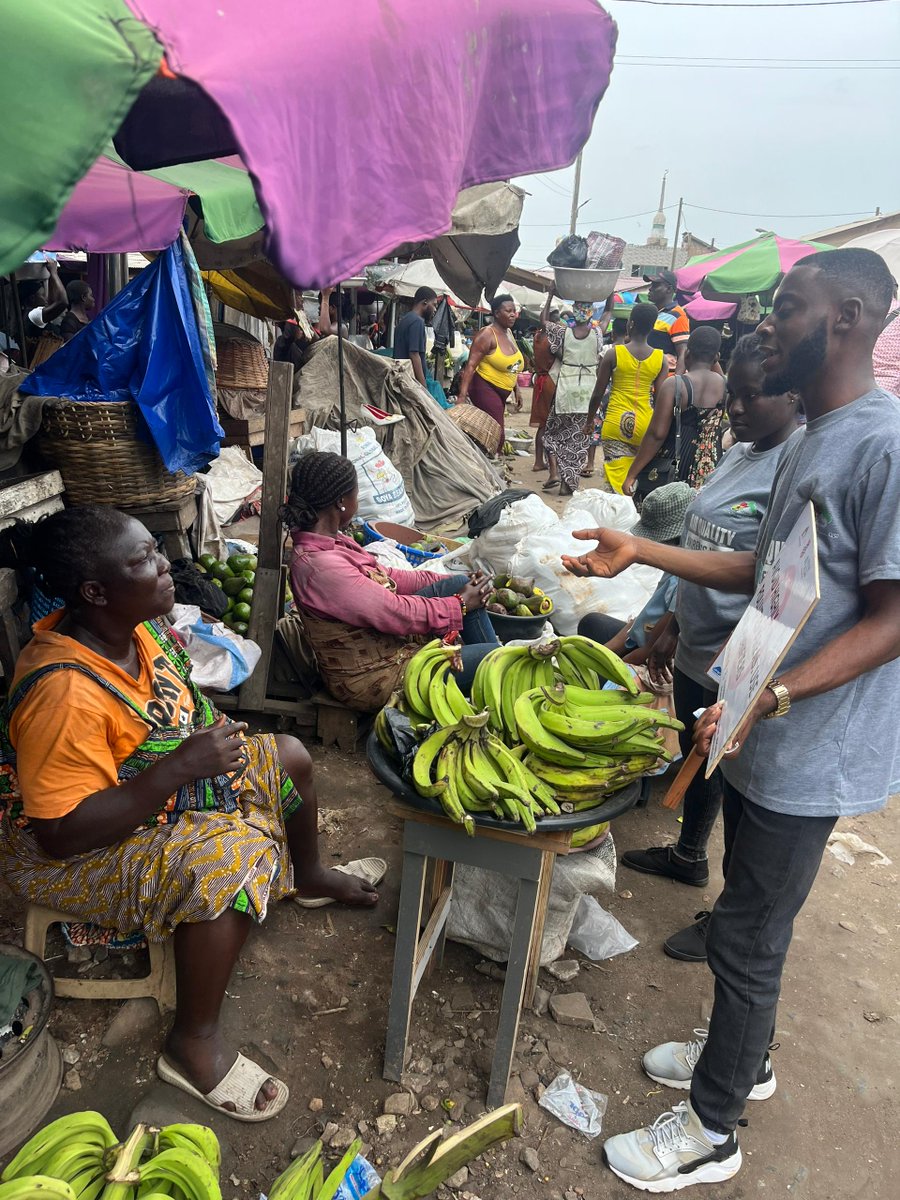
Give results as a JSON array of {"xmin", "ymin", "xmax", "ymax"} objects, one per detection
[{"xmin": 0, "ymin": 243, "xmax": 896, "ymax": 1193}]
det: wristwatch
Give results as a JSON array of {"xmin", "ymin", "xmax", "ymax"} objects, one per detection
[{"xmin": 762, "ymin": 678, "xmax": 791, "ymax": 719}]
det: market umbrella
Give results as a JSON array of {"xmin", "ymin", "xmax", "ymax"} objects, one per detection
[
  {"xmin": 841, "ymin": 229, "xmax": 900, "ymax": 283},
  {"xmin": 44, "ymin": 151, "xmax": 264, "ymax": 255},
  {"xmin": 675, "ymin": 233, "xmax": 834, "ymax": 299},
  {"xmin": 683, "ymin": 293, "xmax": 738, "ymax": 322},
  {"xmin": 2, "ymin": 0, "xmax": 618, "ymax": 286}
]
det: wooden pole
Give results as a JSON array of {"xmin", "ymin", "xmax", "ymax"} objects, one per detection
[
  {"xmin": 336, "ymin": 281, "xmax": 348, "ymax": 456},
  {"xmin": 9, "ymin": 274, "xmax": 29, "ymax": 369},
  {"xmin": 569, "ymin": 150, "xmax": 584, "ymax": 236},
  {"xmin": 660, "ymin": 747, "xmax": 703, "ymax": 810},
  {"xmin": 670, "ymin": 198, "xmax": 684, "ymax": 271},
  {"xmin": 238, "ymin": 360, "xmax": 293, "ymax": 711}
]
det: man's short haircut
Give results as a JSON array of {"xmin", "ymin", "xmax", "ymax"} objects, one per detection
[
  {"xmin": 413, "ymin": 286, "xmax": 438, "ymax": 304},
  {"xmin": 796, "ymin": 248, "xmax": 894, "ymax": 323},
  {"xmin": 687, "ymin": 325, "xmax": 721, "ymax": 363}
]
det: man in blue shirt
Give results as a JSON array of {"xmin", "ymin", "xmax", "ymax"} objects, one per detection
[{"xmin": 393, "ymin": 286, "xmax": 437, "ymax": 388}]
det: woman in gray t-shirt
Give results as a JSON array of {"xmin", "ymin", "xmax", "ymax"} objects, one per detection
[{"xmin": 621, "ymin": 334, "xmax": 801, "ymax": 961}]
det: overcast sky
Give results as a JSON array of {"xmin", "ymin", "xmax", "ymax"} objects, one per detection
[{"xmin": 513, "ymin": 0, "xmax": 900, "ymax": 269}]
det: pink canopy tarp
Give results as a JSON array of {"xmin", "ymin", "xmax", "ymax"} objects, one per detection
[{"xmin": 121, "ymin": 0, "xmax": 618, "ymax": 286}]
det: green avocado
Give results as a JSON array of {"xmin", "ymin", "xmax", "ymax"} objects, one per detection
[
  {"xmin": 233, "ymin": 602, "xmax": 252, "ymax": 622},
  {"xmin": 238, "ymin": 588, "xmax": 254, "ymax": 605},
  {"xmin": 211, "ymin": 562, "xmax": 234, "ymax": 581},
  {"xmin": 223, "ymin": 576, "xmax": 244, "ymax": 596}
]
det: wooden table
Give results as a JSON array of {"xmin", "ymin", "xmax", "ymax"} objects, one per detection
[{"xmin": 383, "ymin": 800, "xmax": 572, "ymax": 1110}]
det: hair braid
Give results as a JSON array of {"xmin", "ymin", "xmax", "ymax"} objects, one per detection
[{"xmin": 280, "ymin": 451, "xmax": 358, "ymax": 532}]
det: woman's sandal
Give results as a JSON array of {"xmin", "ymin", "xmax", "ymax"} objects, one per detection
[
  {"xmin": 580, "ymin": 469, "xmax": 595, "ymax": 478},
  {"xmin": 542, "ymin": 479, "xmax": 560, "ymax": 491},
  {"xmin": 294, "ymin": 856, "xmax": 387, "ymax": 908},
  {"xmin": 157, "ymin": 1052, "xmax": 289, "ymax": 1123}
]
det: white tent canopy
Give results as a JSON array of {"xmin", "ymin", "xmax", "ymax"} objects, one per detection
[{"xmin": 841, "ymin": 229, "xmax": 900, "ymax": 283}]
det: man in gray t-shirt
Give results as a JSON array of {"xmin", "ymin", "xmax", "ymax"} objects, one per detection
[{"xmin": 563, "ymin": 249, "xmax": 900, "ymax": 1193}]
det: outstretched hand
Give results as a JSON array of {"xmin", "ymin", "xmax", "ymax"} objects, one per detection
[{"xmin": 561, "ymin": 528, "xmax": 638, "ymax": 579}]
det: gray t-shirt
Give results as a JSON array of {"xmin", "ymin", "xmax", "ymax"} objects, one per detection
[
  {"xmin": 676, "ymin": 440, "xmax": 791, "ymax": 687},
  {"xmin": 722, "ymin": 389, "xmax": 900, "ymax": 817}
]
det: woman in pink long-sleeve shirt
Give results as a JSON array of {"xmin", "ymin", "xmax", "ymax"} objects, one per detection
[{"xmin": 282, "ymin": 452, "xmax": 498, "ymax": 710}]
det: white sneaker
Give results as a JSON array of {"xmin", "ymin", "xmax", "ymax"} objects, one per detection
[
  {"xmin": 642, "ymin": 1029, "xmax": 777, "ymax": 1101},
  {"xmin": 603, "ymin": 1099, "xmax": 741, "ymax": 1193}
]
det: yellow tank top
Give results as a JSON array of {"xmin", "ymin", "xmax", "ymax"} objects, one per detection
[
  {"xmin": 476, "ymin": 327, "xmax": 524, "ymax": 392},
  {"xmin": 600, "ymin": 344, "xmax": 665, "ymax": 493}
]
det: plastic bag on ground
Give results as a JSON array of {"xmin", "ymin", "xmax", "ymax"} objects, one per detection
[
  {"xmin": 446, "ymin": 836, "xmax": 617, "ymax": 966},
  {"xmin": 567, "ymin": 894, "xmax": 638, "ymax": 960},
  {"xmin": 334, "ymin": 1155, "xmax": 381, "ymax": 1199},
  {"xmin": 539, "ymin": 1071, "xmax": 608, "ymax": 1137},
  {"xmin": 169, "ymin": 604, "xmax": 262, "ymax": 691},
  {"xmin": 562, "ymin": 488, "xmax": 639, "ymax": 532}
]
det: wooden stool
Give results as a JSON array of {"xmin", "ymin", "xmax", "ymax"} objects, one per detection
[{"xmin": 23, "ymin": 904, "xmax": 177, "ymax": 1014}]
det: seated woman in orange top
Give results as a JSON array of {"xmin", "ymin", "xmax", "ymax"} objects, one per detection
[{"xmin": 0, "ymin": 507, "xmax": 377, "ymax": 1122}]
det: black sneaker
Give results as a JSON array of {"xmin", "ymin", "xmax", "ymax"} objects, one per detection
[
  {"xmin": 621, "ymin": 845, "xmax": 710, "ymax": 888},
  {"xmin": 664, "ymin": 911, "xmax": 712, "ymax": 962}
]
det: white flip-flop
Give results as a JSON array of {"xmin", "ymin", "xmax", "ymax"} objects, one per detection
[
  {"xmin": 157, "ymin": 1052, "xmax": 289, "ymax": 1122},
  {"xmin": 294, "ymin": 856, "xmax": 387, "ymax": 908}
]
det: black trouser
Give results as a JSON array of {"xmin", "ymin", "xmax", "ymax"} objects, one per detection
[
  {"xmin": 577, "ymin": 612, "xmax": 627, "ymax": 644},
  {"xmin": 672, "ymin": 667, "xmax": 723, "ymax": 862},
  {"xmin": 690, "ymin": 781, "xmax": 836, "ymax": 1132}
]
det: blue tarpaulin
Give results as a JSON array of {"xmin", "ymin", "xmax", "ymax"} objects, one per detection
[{"xmin": 21, "ymin": 240, "xmax": 221, "ymax": 475}]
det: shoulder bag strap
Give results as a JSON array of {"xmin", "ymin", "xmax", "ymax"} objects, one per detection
[{"xmin": 673, "ymin": 376, "xmax": 685, "ymax": 475}]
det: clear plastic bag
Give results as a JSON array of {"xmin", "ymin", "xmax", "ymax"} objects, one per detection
[
  {"xmin": 539, "ymin": 1071, "xmax": 608, "ymax": 1137},
  {"xmin": 567, "ymin": 894, "xmax": 638, "ymax": 960}
]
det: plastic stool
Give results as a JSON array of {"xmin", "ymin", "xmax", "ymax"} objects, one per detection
[{"xmin": 23, "ymin": 904, "xmax": 177, "ymax": 1014}]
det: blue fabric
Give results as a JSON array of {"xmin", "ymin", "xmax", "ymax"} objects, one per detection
[
  {"xmin": 20, "ymin": 240, "xmax": 222, "ymax": 474},
  {"xmin": 415, "ymin": 573, "xmax": 499, "ymax": 647}
]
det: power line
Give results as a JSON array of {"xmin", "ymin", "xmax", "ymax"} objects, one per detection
[
  {"xmin": 618, "ymin": 60, "xmax": 899, "ymax": 68},
  {"xmin": 519, "ymin": 205, "xmax": 677, "ymax": 228},
  {"xmin": 683, "ymin": 203, "xmax": 874, "ymax": 219},
  {"xmin": 619, "ymin": 55, "xmax": 900, "ymax": 62}
]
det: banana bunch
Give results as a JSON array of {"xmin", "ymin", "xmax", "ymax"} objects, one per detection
[
  {"xmin": 517, "ymin": 683, "xmax": 684, "ymax": 809},
  {"xmin": 1, "ymin": 1114, "xmax": 221, "ymax": 1200},
  {"xmin": 1, "ymin": 1112, "xmax": 116, "ymax": 1200},
  {"xmin": 470, "ymin": 642, "xmax": 558, "ymax": 743},
  {"xmin": 401, "ymin": 639, "xmax": 474, "ymax": 727},
  {"xmin": 412, "ymin": 709, "xmax": 561, "ymax": 834},
  {"xmin": 554, "ymin": 635, "xmax": 641, "ymax": 695},
  {"xmin": 267, "ymin": 1137, "xmax": 361, "ymax": 1200}
]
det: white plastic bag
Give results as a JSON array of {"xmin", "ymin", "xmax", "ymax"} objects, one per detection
[
  {"xmin": 562, "ymin": 488, "xmax": 639, "ymax": 532},
  {"xmin": 509, "ymin": 517, "xmax": 660, "ymax": 635},
  {"xmin": 365, "ymin": 538, "xmax": 417, "ymax": 573},
  {"xmin": 170, "ymin": 604, "xmax": 262, "ymax": 691},
  {"xmin": 301, "ymin": 427, "xmax": 414, "ymax": 525},
  {"xmin": 446, "ymin": 494, "xmax": 558, "ymax": 576},
  {"xmin": 539, "ymin": 1072, "xmax": 608, "ymax": 1138},
  {"xmin": 204, "ymin": 446, "xmax": 264, "ymax": 525},
  {"xmin": 567, "ymin": 894, "xmax": 638, "ymax": 960}
]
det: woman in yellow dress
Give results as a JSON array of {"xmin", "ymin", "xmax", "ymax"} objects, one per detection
[
  {"xmin": 584, "ymin": 302, "xmax": 668, "ymax": 494},
  {"xmin": 456, "ymin": 294, "xmax": 523, "ymax": 444}
]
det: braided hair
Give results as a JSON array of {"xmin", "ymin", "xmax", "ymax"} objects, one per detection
[
  {"xmin": 280, "ymin": 451, "xmax": 358, "ymax": 532},
  {"xmin": 3, "ymin": 506, "xmax": 132, "ymax": 605}
]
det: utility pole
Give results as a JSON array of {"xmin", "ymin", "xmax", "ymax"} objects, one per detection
[
  {"xmin": 670, "ymin": 197, "xmax": 684, "ymax": 271},
  {"xmin": 569, "ymin": 150, "xmax": 584, "ymax": 236}
]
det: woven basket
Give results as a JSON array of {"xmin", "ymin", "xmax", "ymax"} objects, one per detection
[
  {"xmin": 213, "ymin": 323, "xmax": 269, "ymax": 390},
  {"xmin": 447, "ymin": 402, "xmax": 502, "ymax": 456},
  {"xmin": 29, "ymin": 332, "xmax": 65, "ymax": 368},
  {"xmin": 40, "ymin": 400, "xmax": 195, "ymax": 507}
]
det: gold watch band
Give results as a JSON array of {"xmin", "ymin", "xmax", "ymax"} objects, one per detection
[{"xmin": 762, "ymin": 678, "xmax": 791, "ymax": 719}]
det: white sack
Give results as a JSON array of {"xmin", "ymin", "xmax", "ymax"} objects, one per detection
[
  {"xmin": 204, "ymin": 446, "xmax": 263, "ymax": 525},
  {"xmin": 299, "ymin": 426, "xmax": 415, "ymax": 526}
]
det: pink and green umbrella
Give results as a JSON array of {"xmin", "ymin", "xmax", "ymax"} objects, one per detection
[
  {"xmin": 2, "ymin": 0, "xmax": 618, "ymax": 286},
  {"xmin": 676, "ymin": 233, "xmax": 834, "ymax": 299}
]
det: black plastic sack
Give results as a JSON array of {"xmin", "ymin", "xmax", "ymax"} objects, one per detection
[
  {"xmin": 547, "ymin": 235, "xmax": 588, "ymax": 269},
  {"xmin": 170, "ymin": 558, "xmax": 229, "ymax": 618},
  {"xmin": 468, "ymin": 488, "xmax": 535, "ymax": 538}
]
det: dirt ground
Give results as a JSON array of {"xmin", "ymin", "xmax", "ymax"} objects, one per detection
[{"xmin": 2, "ymin": 408, "xmax": 898, "ymax": 1198}]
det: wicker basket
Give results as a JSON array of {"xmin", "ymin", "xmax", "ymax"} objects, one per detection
[
  {"xmin": 29, "ymin": 332, "xmax": 65, "ymax": 368},
  {"xmin": 213, "ymin": 323, "xmax": 269, "ymax": 390},
  {"xmin": 447, "ymin": 402, "xmax": 502, "ymax": 456},
  {"xmin": 39, "ymin": 399, "xmax": 195, "ymax": 507}
]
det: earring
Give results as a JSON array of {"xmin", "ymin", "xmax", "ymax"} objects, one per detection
[{"xmin": 339, "ymin": 505, "xmax": 346, "ymax": 512}]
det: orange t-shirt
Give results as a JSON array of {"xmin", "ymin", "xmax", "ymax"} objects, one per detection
[{"xmin": 9, "ymin": 615, "xmax": 194, "ymax": 820}]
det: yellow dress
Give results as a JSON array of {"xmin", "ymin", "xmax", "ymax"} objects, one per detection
[{"xmin": 601, "ymin": 344, "xmax": 665, "ymax": 493}]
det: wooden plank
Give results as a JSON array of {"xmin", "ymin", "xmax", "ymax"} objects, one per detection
[
  {"xmin": 238, "ymin": 360, "xmax": 294, "ymax": 712},
  {"xmin": 424, "ymin": 860, "xmax": 453, "ymax": 978},
  {"xmin": 524, "ymin": 849, "xmax": 555, "ymax": 1006},
  {"xmin": 412, "ymin": 885, "xmax": 453, "ymax": 994},
  {"xmin": 387, "ymin": 801, "xmax": 573, "ymax": 856},
  {"xmin": 0, "ymin": 495, "xmax": 65, "ymax": 534},
  {"xmin": 0, "ymin": 471, "xmax": 65, "ymax": 520}
]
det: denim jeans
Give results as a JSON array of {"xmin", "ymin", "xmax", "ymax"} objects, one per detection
[
  {"xmin": 672, "ymin": 667, "xmax": 724, "ymax": 863},
  {"xmin": 416, "ymin": 574, "xmax": 498, "ymax": 693},
  {"xmin": 690, "ymin": 781, "xmax": 836, "ymax": 1132}
]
